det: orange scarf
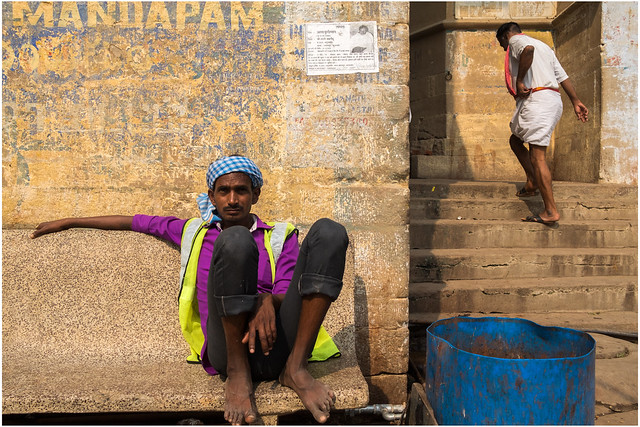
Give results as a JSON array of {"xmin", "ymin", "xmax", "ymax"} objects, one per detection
[
  {"xmin": 504, "ymin": 33, "xmax": 524, "ymax": 97},
  {"xmin": 505, "ymin": 46, "xmax": 517, "ymax": 97}
]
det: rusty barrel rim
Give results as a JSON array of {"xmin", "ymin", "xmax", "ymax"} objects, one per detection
[{"xmin": 427, "ymin": 316, "xmax": 596, "ymax": 361}]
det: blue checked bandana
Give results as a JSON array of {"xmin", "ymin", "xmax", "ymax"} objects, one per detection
[{"xmin": 196, "ymin": 156, "xmax": 263, "ymax": 225}]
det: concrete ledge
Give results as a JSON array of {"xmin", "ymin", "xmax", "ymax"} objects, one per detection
[
  {"xmin": 410, "ymin": 219, "xmax": 638, "ymax": 249},
  {"xmin": 409, "ymin": 179, "xmax": 639, "ymax": 201},
  {"xmin": 2, "ymin": 229, "xmax": 368, "ymax": 416},
  {"xmin": 410, "ymin": 311, "xmax": 639, "ymax": 335},
  {"xmin": 2, "ymin": 356, "xmax": 367, "ymax": 415},
  {"xmin": 411, "ymin": 198, "xmax": 639, "ymax": 221},
  {"xmin": 409, "ymin": 276, "xmax": 638, "ymax": 316},
  {"xmin": 410, "ymin": 248, "xmax": 638, "ymax": 281}
]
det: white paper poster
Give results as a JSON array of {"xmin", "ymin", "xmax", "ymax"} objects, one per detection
[{"xmin": 305, "ymin": 21, "xmax": 379, "ymax": 75}]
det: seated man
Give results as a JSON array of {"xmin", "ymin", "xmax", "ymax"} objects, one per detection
[{"xmin": 31, "ymin": 155, "xmax": 349, "ymax": 425}]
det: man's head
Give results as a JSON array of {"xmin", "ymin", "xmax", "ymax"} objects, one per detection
[
  {"xmin": 205, "ymin": 155, "xmax": 262, "ymax": 229},
  {"xmin": 359, "ymin": 25, "xmax": 369, "ymax": 35},
  {"xmin": 496, "ymin": 22, "xmax": 521, "ymax": 51}
]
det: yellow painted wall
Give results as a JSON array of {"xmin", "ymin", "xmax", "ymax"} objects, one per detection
[{"xmin": 2, "ymin": 1, "xmax": 410, "ymax": 402}]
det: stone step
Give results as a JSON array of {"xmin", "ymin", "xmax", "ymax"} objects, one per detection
[
  {"xmin": 409, "ymin": 179, "xmax": 638, "ymax": 202},
  {"xmin": 410, "ymin": 219, "xmax": 637, "ymax": 249},
  {"xmin": 410, "ymin": 248, "xmax": 638, "ymax": 282},
  {"xmin": 409, "ymin": 276, "xmax": 638, "ymax": 321},
  {"xmin": 410, "ymin": 197, "xmax": 638, "ymax": 221},
  {"xmin": 409, "ymin": 311, "xmax": 639, "ymax": 336}
]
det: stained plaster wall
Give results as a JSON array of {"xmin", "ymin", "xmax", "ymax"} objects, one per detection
[
  {"xmin": 552, "ymin": 3, "xmax": 603, "ymax": 183},
  {"xmin": 548, "ymin": 2, "xmax": 638, "ymax": 185},
  {"xmin": 2, "ymin": 1, "xmax": 410, "ymax": 403},
  {"xmin": 599, "ymin": 2, "xmax": 638, "ymax": 185}
]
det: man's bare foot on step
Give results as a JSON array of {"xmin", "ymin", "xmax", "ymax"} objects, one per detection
[
  {"xmin": 224, "ymin": 371, "xmax": 257, "ymax": 425},
  {"xmin": 279, "ymin": 366, "xmax": 336, "ymax": 423}
]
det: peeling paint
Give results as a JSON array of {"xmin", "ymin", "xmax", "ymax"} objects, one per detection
[{"xmin": 3, "ymin": 2, "xmax": 412, "ymax": 385}]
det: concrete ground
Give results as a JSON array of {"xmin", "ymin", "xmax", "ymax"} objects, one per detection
[
  {"xmin": 5, "ymin": 316, "xmax": 636, "ymax": 425},
  {"xmin": 593, "ymin": 333, "xmax": 638, "ymax": 425}
]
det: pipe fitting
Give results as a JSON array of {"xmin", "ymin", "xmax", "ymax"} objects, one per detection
[{"xmin": 346, "ymin": 403, "xmax": 406, "ymax": 421}]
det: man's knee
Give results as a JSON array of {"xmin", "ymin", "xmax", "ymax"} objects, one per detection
[
  {"xmin": 299, "ymin": 218, "xmax": 348, "ymax": 302},
  {"xmin": 529, "ymin": 145, "xmax": 547, "ymax": 165},
  {"xmin": 299, "ymin": 274, "xmax": 343, "ymax": 301},
  {"xmin": 214, "ymin": 225, "xmax": 257, "ymax": 261},
  {"xmin": 211, "ymin": 226, "xmax": 259, "ymax": 315},
  {"xmin": 509, "ymin": 134, "xmax": 524, "ymax": 148},
  {"xmin": 308, "ymin": 218, "xmax": 349, "ymax": 252}
]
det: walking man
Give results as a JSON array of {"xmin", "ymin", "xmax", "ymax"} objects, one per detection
[{"xmin": 497, "ymin": 22, "xmax": 589, "ymax": 224}]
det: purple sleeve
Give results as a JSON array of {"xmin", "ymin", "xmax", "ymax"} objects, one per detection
[
  {"xmin": 131, "ymin": 214, "xmax": 187, "ymax": 247},
  {"xmin": 271, "ymin": 231, "xmax": 299, "ymax": 294}
]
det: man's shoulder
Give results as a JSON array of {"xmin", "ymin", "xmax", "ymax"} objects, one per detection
[
  {"xmin": 510, "ymin": 34, "xmax": 554, "ymax": 57},
  {"xmin": 513, "ymin": 34, "xmax": 552, "ymax": 49},
  {"xmin": 260, "ymin": 218, "xmax": 297, "ymax": 231}
]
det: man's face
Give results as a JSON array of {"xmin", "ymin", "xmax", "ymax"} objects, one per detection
[
  {"xmin": 208, "ymin": 172, "xmax": 260, "ymax": 229},
  {"xmin": 497, "ymin": 32, "xmax": 510, "ymax": 51},
  {"xmin": 359, "ymin": 27, "xmax": 367, "ymax": 34}
]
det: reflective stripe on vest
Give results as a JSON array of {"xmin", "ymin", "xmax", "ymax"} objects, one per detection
[
  {"xmin": 179, "ymin": 218, "xmax": 207, "ymax": 363},
  {"xmin": 178, "ymin": 219, "xmax": 340, "ymax": 365},
  {"xmin": 264, "ymin": 222, "xmax": 296, "ymax": 284}
]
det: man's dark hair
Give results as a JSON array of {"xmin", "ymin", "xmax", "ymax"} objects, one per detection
[{"xmin": 496, "ymin": 22, "xmax": 521, "ymax": 39}]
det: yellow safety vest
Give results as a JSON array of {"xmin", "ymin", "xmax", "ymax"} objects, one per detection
[{"xmin": 178, "ymin": 218, "xmax": 340, "ymax": 364}]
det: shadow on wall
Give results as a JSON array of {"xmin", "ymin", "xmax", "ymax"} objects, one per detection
[
  {"xmin": 353, "ymin": 275, "xmax": 370, "ymax": 382},
  {"xmin": 409, "ymin": 6, "xmax": 472, "ymax": 330},
  {"xmin": 551, "ymin": 2, "xmax": 602, "ymax": 183}
]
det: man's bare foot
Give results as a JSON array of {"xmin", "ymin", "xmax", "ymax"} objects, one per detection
[
  {"xmin": 521, "ymin": 211, "xmax": 560, "ymax": 224},
  {"xmin": 516, "ymin": 187, "xmax": 538, "ymax": 197},
  {"xmin": 539, "ymin": 212, "xmax": 560, "ymax": 223},
  {"xmin": 279, "ymin": 367, "xmax": 336, "ymax": 423},
  {"xmin": 224, "ymin": 371, "xmax": 257, "ymax": 425}
]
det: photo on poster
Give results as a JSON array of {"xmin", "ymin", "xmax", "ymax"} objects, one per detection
[{"xmin": 305, "ymin": 21, "xmax": 379, "ymax": 75}]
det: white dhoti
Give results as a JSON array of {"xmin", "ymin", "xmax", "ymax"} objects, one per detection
[{"xmin": 510, "ymin": 89, "xmax": 563, "ymax": 147}]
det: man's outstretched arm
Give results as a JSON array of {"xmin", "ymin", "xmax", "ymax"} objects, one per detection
[
  {"xmin": 31, "ymin": 216, "xmax": 134, "ymax": 239},
  {"xmin": 560, "ymin": 79, "xmax": 589, "ymax": 122}
]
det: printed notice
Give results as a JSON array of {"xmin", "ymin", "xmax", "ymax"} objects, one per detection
[{"xmin": 305, "ymin": 22, "xmax": 379, "ymax": 75}]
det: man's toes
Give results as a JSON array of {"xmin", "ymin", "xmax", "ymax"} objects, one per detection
[
  {"xmin": 244, "ymin": 411, "xmax": 256, "ymax": 424},
  {"xmin": 235, "ymin": 414, "xmax": 245, "ymax": 426},
  {"xmin": 323, "ymin": 393, "xmax": 335, "ymax": 411},
  {"xmin": 229, "ymin": 410, "xmax": 244, "ymax": 426},
  {"xmin": 313, "ymin": 410, "xmax": 329, "ymax": 424},
  {"xmin": 229, "ymin": 412, "xmax": 240, "ymax": 426},
  {"xmin": 320, "ymin": 396, "xmax": 332, "ymax": 412}
]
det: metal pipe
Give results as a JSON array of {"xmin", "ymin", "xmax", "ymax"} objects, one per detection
[{"xmin": 346, "ymin": 404, "xmax": 406, "ymax": 421}]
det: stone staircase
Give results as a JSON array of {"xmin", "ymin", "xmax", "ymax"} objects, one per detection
[{"xmin": 408, "ymin": 179, "xmax": 638, "ymax": 330}]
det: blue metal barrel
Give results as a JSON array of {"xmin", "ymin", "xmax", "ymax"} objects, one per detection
[{"xmin": 425, "ymin": 317, "xmax": 595, "ymax": 425}]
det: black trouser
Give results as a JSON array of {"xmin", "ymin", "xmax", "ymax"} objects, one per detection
[{"xmin": 207, "ymin": 218, "xmax": 348, "ymax": 381}]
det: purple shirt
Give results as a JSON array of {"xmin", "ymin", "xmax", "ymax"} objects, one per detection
[{"xmin": 131, "ymin": 214, "xmax": 299, "ymax": 374}]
